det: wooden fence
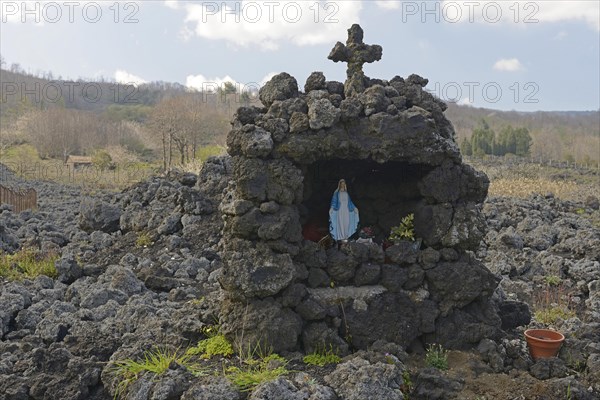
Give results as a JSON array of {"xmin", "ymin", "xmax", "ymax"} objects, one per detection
[{"xmin": 0, "ymin": 184, "xmax": 37, "ymax": 213}]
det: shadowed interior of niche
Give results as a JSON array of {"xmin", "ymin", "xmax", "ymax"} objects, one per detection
[{"xmin": 299, "ymin": 159, "xmax": 434, "ymax": 241}]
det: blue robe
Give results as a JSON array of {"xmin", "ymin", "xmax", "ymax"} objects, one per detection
[{"xmin": 329, "ymin": 190, "xmax": 359, "ymax": 240}]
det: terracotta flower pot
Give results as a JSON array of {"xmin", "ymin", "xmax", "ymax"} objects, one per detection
[{"xmin": 524, "ymin": 329, "xmax": 565, "ymax": 360}]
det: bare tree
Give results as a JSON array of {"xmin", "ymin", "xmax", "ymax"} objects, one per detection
[
  {"xmin": 149, "ymin": 94, "xmax": 231, "ymax": 170},
  {"xmin": 16, "ymin": 107, "xmax": 145, "ymax": 160},
  {"xmin": 150, "ymin": 97, "xmax": 179, "ymax": 170}
]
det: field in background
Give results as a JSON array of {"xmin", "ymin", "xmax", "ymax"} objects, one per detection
[
  {"xmin": 0, "ymin": 144, "xmax": 226, "ymax": 191},
  {"xmin": 2, "ymin": 146, "xmax": 597, "ymax": 213},
  {"xmin": 1, "ymin": 144, "xmax": 155, "ymax": 191},
  {"xmin": 446, "ymin": 104, "xmax": 600, "ymax": 165},
  {"xmin": 466, "ymin": 156, "xmax": 599, "ymax": 203}
]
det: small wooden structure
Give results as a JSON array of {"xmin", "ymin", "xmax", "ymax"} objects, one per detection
[
  {"xmin": 65, "ymin": 155, "xmax": 92, "ymax": 169},
  {"xmin": 0, "ymin": 184, "xmax": 37, "ymax": 213}
]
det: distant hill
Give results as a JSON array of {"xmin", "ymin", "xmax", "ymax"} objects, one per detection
[
  {"xmin": 0, "ymin": 68, "xmax": 236, "ymax": 166},
  {"xmin": 0, "ymin": 68, "xmax": 187, "ymax": 128},
  {"xmin": 445, "ymin": 103, "xmax": 599, "ymax": 139},
  {"xmin": 1, "ymin": 67, "xmax": 598, "ymax": 164}
]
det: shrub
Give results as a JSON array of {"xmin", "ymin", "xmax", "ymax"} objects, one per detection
[
  {"xmin": 92, "ymin": 150, "xmax": 115, "ymax": 171},
  {"xmin": 425, "ymin": 344, "xmax": 449, "ymax": 370},
  {"xmin": 401, "ymin": 370, "xmax": 414, "ymax": 396},
  {"xmin": 544, "ymin": 275, "xmax": 561, "ymax": 286},
  {"xmin": 533, "ymin": 282, "xmax": 577, "ymax": 324},
  {"xmin": 534, "ymin": 307, "xmax": 576, "ymax": 324},
  {"xmin": 389, "ymin": 213, "xmax": 415, "ymax": 242}
]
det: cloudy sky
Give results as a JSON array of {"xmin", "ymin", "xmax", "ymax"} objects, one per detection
[{"xmin": 1, "ymin": 0, "xmax": 599, "ymax": 111}]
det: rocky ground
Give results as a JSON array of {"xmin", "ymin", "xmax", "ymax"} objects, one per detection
[{"xmin": 0, "ymin": 160, "xmax": 599, "ymax": 400}]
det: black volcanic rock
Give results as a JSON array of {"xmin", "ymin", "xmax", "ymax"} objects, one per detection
[
  {"xmin": 219, "ymin": 24, "xmax": 496, "ymax": 353},
  {"xmin": 258, "ymin": 72, "xmax": 299, "ymax": 108}
]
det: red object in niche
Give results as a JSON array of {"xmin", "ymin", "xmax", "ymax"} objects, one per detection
[{"xmin": 302, "ymin": 221, "xmax": 328, "ymax": 242}]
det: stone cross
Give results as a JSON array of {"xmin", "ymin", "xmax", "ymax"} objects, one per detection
[{"xmin": 328, "ymin": 24, "xmax": 383, "ymax": 96}]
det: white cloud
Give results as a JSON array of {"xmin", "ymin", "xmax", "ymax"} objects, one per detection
[
  {"xmin": 115, "ymin": 70, "xmax": 148, "ymax": 85},
  {"xmin": 185, "ymin": 71, "xmax": 280, "ymax": 93},
  {"xmin": 260, "ymin": 72, "xmax": 278, "ymax": 86},
  {"xmin": 375, "ymin": 1, "xmax": 401, "ymax": 10},
  {"xmin": 457, "ymin": 97, "xmax": 474, "ymax": 106},
  {"xmin": 180, "ymin": 0, "xmax": 363, "ymax": 51},
  {"xmin": 186, "ymin": 74, "xmax": 241, "ymax": 92},
  {"xmin": 440, "ymin": 1, "xmax": 599, "ymax": 31},
  {"xmin": 537, "ymin": 1, "xmax": 600, "ymax": 31},
  {"xmin": 493, "ymin": 58, "xmax": 524, "ymax": 72},
  {"xmin": 164, "ymin": 1, "xmax": 179, "ymax": 10}
]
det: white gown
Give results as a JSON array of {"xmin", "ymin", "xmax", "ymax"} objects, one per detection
[{"xmin": 329, "ymin": 191, "xmax": 359, "ymax": 241}]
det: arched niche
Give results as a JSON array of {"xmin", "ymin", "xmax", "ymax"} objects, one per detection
[{"xmin": 299, "ymin": 158, "xmax": 434, "ymax": 241}]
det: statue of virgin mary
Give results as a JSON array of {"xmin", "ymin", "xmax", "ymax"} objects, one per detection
[{"xmin": 329, "ymin": 179, "xmax": 359, "ymax": 241}]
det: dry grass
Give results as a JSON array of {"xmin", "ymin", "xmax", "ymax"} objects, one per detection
[
  {"xmin": 532, "ymin": 281, "xmax": 578, "ymax": 325},
  {"xmin": 489, "ymin": 178, "xmax": 579, "ymax": 199},
  {"xmin": 2, "ymin": 144, "xmax": 156, "ymax": 191},
  {"xmin": 180, "ymin": 159, "xmax": 204, "ymax": 175},
  {"xmin": 467, "ymin": 157, "xmax": 599, "ymax": 202},
  {"xmin": 178, "ymin": 146, "xmax": 226, "ymax": 175},
  {"xmin": 102, "ymin": 145, "xmax": 141, "ymax": 165}
]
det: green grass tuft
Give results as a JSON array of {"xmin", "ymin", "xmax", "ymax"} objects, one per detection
[
  {"xmin": 223, "ymin": 340, "xmax": 290, "ymax": 393},
  {"xmin": 0, "ymin": 248, "xmax": 58, "ymax": 281},
  {"xmin": 110, "ymin": 347, "xmax": 205, "ymax": 399},
  {"xmin": 534, "ymin": 307, "xmax": 576, "ymax": 324},
  {"xmin": 135, "ymin": 232, "xmax": 153, "ymax": 248},
  {"xmin": 532, "ymin": 281, "xmax": 578, "ymax": 324},
  {"xmin": 226, "ymin": 354, "xmax": 289, "ymax": 392},
  {"xmin": 303, "ymin": 346, "xmax": 341, "ymax": 367},
  {"xmin": 226, "ymin": 364, "xmax": 288, "ymax": 392},
  {"xmin": 186, "ymin": 334, "xmax": 234, "ymax": 359}
]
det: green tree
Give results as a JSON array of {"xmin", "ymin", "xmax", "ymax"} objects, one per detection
[
  {"xmin": 92, "ymin": 150, "xmax": 115, "ymax": 170},
  {"xmin": 460, "ymin": 137, "xmax": 472, "ymax": 156},
  {"xmin": 514, "ymin": 127, "xmax": 532, "ymax": 156},
  {"xmin": 240, "ymin": 91, "xmax": 252, "ymax": 105},
  {"xmin": 105, "ymin": 104, "xmax": 151, "ymax": 123},
  {"xmin": 221, "ymin": 81, "xmax": 237, "ymax": 94},
  {"xmin": 471, "ymin": 119, "xmax": 495, "ymax": 156},
  {"xmin": 495, "ymin": 126, "xmax": 515, "ymax": 155}
]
